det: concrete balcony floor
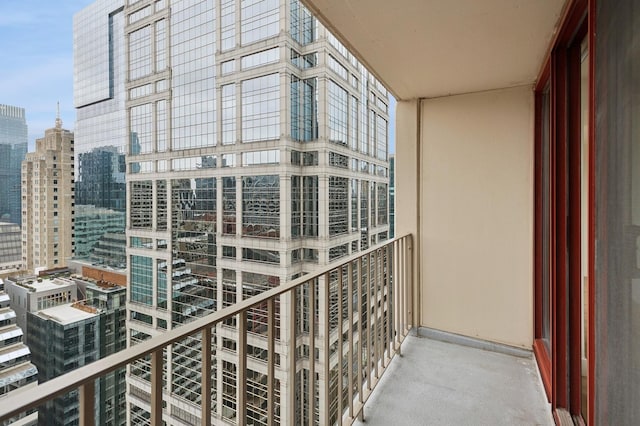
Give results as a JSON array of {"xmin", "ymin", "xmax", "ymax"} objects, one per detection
[{"xmin": 355, "ymin": 333, "xmax": 553, "ymax": 426}]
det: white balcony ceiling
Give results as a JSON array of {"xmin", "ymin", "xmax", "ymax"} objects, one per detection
[{"xmin": 302, "ymin": 0, "xmax": 567, "ymax": 100}]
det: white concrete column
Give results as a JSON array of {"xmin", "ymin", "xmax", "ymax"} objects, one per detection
[{"xmin": 395, "ymin": 99, "xmax": 420, "ymax": 328}]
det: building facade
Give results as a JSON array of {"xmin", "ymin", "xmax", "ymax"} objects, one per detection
[
  {"xmin": 21, "ymin": 118, "xmax": 75, "ymax": 273},
  {"xmin": 0, "ymin": 104, "xmax": 28, "ymax": 227},
  {"xmin": 73, "ymin": 0, "xmax": 127, "ymax": 273},
  {"xmin": 116, "ymin": 0, "xmax": 389, "ymax": 424},
  {"xmin": 27, "ymin": 281, "xmax": 126, "ymax": 426},
  {"xmin": 0, "ymin": 223, "xmax": 23, "ymax": 276},
  {"xmin": 0, "ymin": 280, "xmax": 38, "ymax": 426}
]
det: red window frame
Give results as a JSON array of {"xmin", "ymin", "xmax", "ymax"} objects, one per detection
[{"xmin": 533, "ymin": 0, "xmax": 595, "ymax": 424}]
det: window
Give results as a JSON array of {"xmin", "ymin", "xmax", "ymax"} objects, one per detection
[
  {"xmin": 290, "ymin": 0, "xmax": 316, "ymax": 45},
  {"xmin": 130, "ymin": 255, "xmax": 153, "ymax": 305},
  {"xmin": 291, "ymin": 176, "xmax": 301, "ymax": 238},
  {"xmin": 241, "ymin": 0, "xmax": 279, "ymax": 45},
  {"xmin": 242, "ymin": 74, "xmax": 280, "ymax": 142},
  {"xmin": 329, "ymin": 152, "xmax": 349, "ymax": 168},
  {"xmin": 242, "ymin": 248, "xmax": 280, "ymax": 264},
  {"xmin": 130, "ymin": 103, "xmax": 153, "ymax": 154},
  {"xmin": 220, "ymin": 0, "xmax": 235, "ymax": 51},
  {"xmin": 128, "ymin": 26, "xmax": 152, "ymax": 80},
  {"xmin": 328, "ymin": 81, "xmax": 348, "ymax": 145},
  {"xmin": 242, "ymin": 150, "xmax": 280, "ymax": 166},
  {"xmin": 222, "ymin": 84, "xmax": 236, "ymax": 145},
  {"xmin": 303, "ymin": 176, "xmax": 318, "ymax": 237},
  {"xmin": 130, "ymin": 181, "xmax": 153, "ymax": 229},
  {"xmin": 329, "ymin": 177, "xmax": 349, "ymax": 236},
  {"xmin": 223, "ymin": 177, "xmax": 236, "ymax": 235},
  {"xmin": 291, "ymin": 76, "xmax": 318, "ymax": 141},
  {"xmin": 242, "ymin": 175, "xmax": 280, "ymax": 238},
  {"xmin": 241, "ymin": 47, "xmax": 280, "ymax": 70},
  {"xmin": 222, "ymin": 246, "xmax": 236, "ymax": 258},
  {"xmin": 221, "ymin": 60, "xmax": 235, "ymax": 75}
]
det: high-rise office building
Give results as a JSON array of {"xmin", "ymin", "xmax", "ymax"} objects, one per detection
[
  {"xmin": 0, "ymin": 222, "xmax": 23, "ymax": 276},
  {"xmin": 0, "ymin": 280, "xmax": 38, "ymax": 426},
  {"xmin": 73, "ymin": 0, "xmax": 127, "ymax": 268},
  {"xmin": 0, "ymin": 104, "xmax": 28, "ymax": 226},
  {"xmin": 21, "ymin": 117, "xmax": 75, "ymax": 273},
  {"xmin": 73, "ymin": 0, "xmax": 389, "ymax": 423}
]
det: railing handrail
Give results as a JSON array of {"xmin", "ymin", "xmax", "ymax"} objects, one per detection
[{"xmin": 0, "ymin": 233, "xmax": 412, "ymax": 422}]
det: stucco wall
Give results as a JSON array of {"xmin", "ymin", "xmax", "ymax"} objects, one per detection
[{"xmin": 418, "ymin": 86, "xmax": 534, "ymax": 348}]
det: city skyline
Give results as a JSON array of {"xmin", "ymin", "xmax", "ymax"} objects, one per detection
[
  {"xmin": 0, "ymin": 1, "xmax": 397, "ymax": 153},
  {"xmin": 0, "ymin": 0, "xmax": 112, "ymax": 148}
]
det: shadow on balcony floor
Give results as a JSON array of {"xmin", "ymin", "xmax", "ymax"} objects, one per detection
[{"xmin": 355, "ymin": 334, "xmax": 553, "ymax": 426}]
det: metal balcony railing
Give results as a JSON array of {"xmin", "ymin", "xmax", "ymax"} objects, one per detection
[{"xmin": 0, "ymin": 234, "xmax": 413, "ymax": 425}]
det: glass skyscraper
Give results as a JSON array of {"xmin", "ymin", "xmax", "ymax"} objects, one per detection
[
  {"xmin": 73, "ymin": 0, "xmax": 127, "ymax": 267},
  {"xmin": 76, "ymin": 0, "xmax": 390, "ymax": 423},
  {"xmin": 0, "ymin": 104, "xmax": 28, "ymax": 226}
]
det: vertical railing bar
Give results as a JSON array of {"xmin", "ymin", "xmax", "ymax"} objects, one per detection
[
  {"xmin": 238, "ymin": 311, "xmax": 247, "ymax": 426},
  {"xmin": 357, "ymin": 257, "xmax": 364, "ymax": 421},
  {"xmin": 393, "ymin": 240, "xmax": 399, "ymax": 352},
  {"xmin": 409, "ymin": 234, "xmax": 415, "ymax": 331},
  {"xmin": 322, "ymin": 272, "xmax": 330, "ymax": 425},
  {"xmin": 368, "ymin": 252, "xmax": 374, "ymax": 389},
  {"xmin": 380, "ymin": 248, "xmax": 384, "ymax": 357},
  {"xmin": 386, "ymin": 243, "xmax": 392, "ymax": 359},
  {"xmin": 201, "ymin": 327, "xmax": 212, "ymax": 426},
  {"xmin": 309, "ymin": 279, "xmax": 316, "ymax": 426},
  {"xmin": 347, "ymin": 261, "xmax": 354, "ymax": 419},
  {"xmin": 151, "ymin": 349, "xmax": 163, "ymax": 426},
  {"xmin": 399, "ymin": 239, "xmax": 406, "ymax": 348},
  {"xmin": 404, "ymin": 237, "xmax": 409, "ymax": 335},
  {"xmin": 407, "ymin": 236, "xmax": 414, "ymax": 334},
  {"xmin": 373, "ymin": 249, "xmax": 380, "ymax": 379},
  {"xmin": 288, "ymin": 288, "xmax": 297, "ymax": 424},
  {"xmin": 337, "ymin": 265, "xmax": 344, "ymax": 424},
  {"xmin": 267, "ymin": 298, "xmax": 275, "ymax": 426},
  {"xmin": 79, "ymin": 380, "xmax": 95, "ymax": 426}
]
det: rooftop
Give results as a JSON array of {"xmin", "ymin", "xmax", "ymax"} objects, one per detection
[
  {"xmin": 7, "ymin": 276, "xmax": 75, "ymax": 293},
  {"xmin": 35, "ymin": 302, "xmax": 98, "ymax": 325}
]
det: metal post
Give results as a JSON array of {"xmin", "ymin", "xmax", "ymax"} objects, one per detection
[
  {"xmin": 309, "ymin": 280, "xmax": 316, "ymax": 426},
  {"xmin": 347, "ymin": 261, "xmax": 354, "ymax": 419},
  {"xmin": 151, "ymin": 350, "xmax": 163, "ymax": 426},
  {"xmin": 79, "ymin": 380, "xmax": 95, "ymax": 426},
  {"xmin": 238, "ymin": 312, "xmax": 247, "ymax": 426},
  {"xmin": 337, "ymin": 266, "xmax": 344, "ymax": 423},
  {"xmin": 267, "ymin": 298, "xmax": 275, "ymax": 426},
  {"xmin": 201, "ymin": 327, "xmax": 212, "ymax": 426}
]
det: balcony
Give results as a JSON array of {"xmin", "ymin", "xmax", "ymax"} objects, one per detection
[
  {"xmin": 354, "ymin": 334, "xmax": 552, "ymax": 426},
  {"xmin": 0, "ymin": 234, "xmax": 552, "ymax": 425}
]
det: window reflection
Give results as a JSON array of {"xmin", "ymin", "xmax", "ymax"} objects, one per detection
[{"xmin": 242, "ymin": 74, "xmax": 280, "ymax": 142}]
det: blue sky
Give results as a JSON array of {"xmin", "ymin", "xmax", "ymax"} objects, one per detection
[
  {"xmin": 0, "ymin": 1, "xmax": 94, "ymax": 149},
  {"xmin": 0, "ymin": 0, "xmax": 395, "ymax": 153}
]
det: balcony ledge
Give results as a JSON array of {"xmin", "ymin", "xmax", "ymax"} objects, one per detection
[{"xmin": 355, "ymin": 332, "xmax": 553, "ymax": 426}]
